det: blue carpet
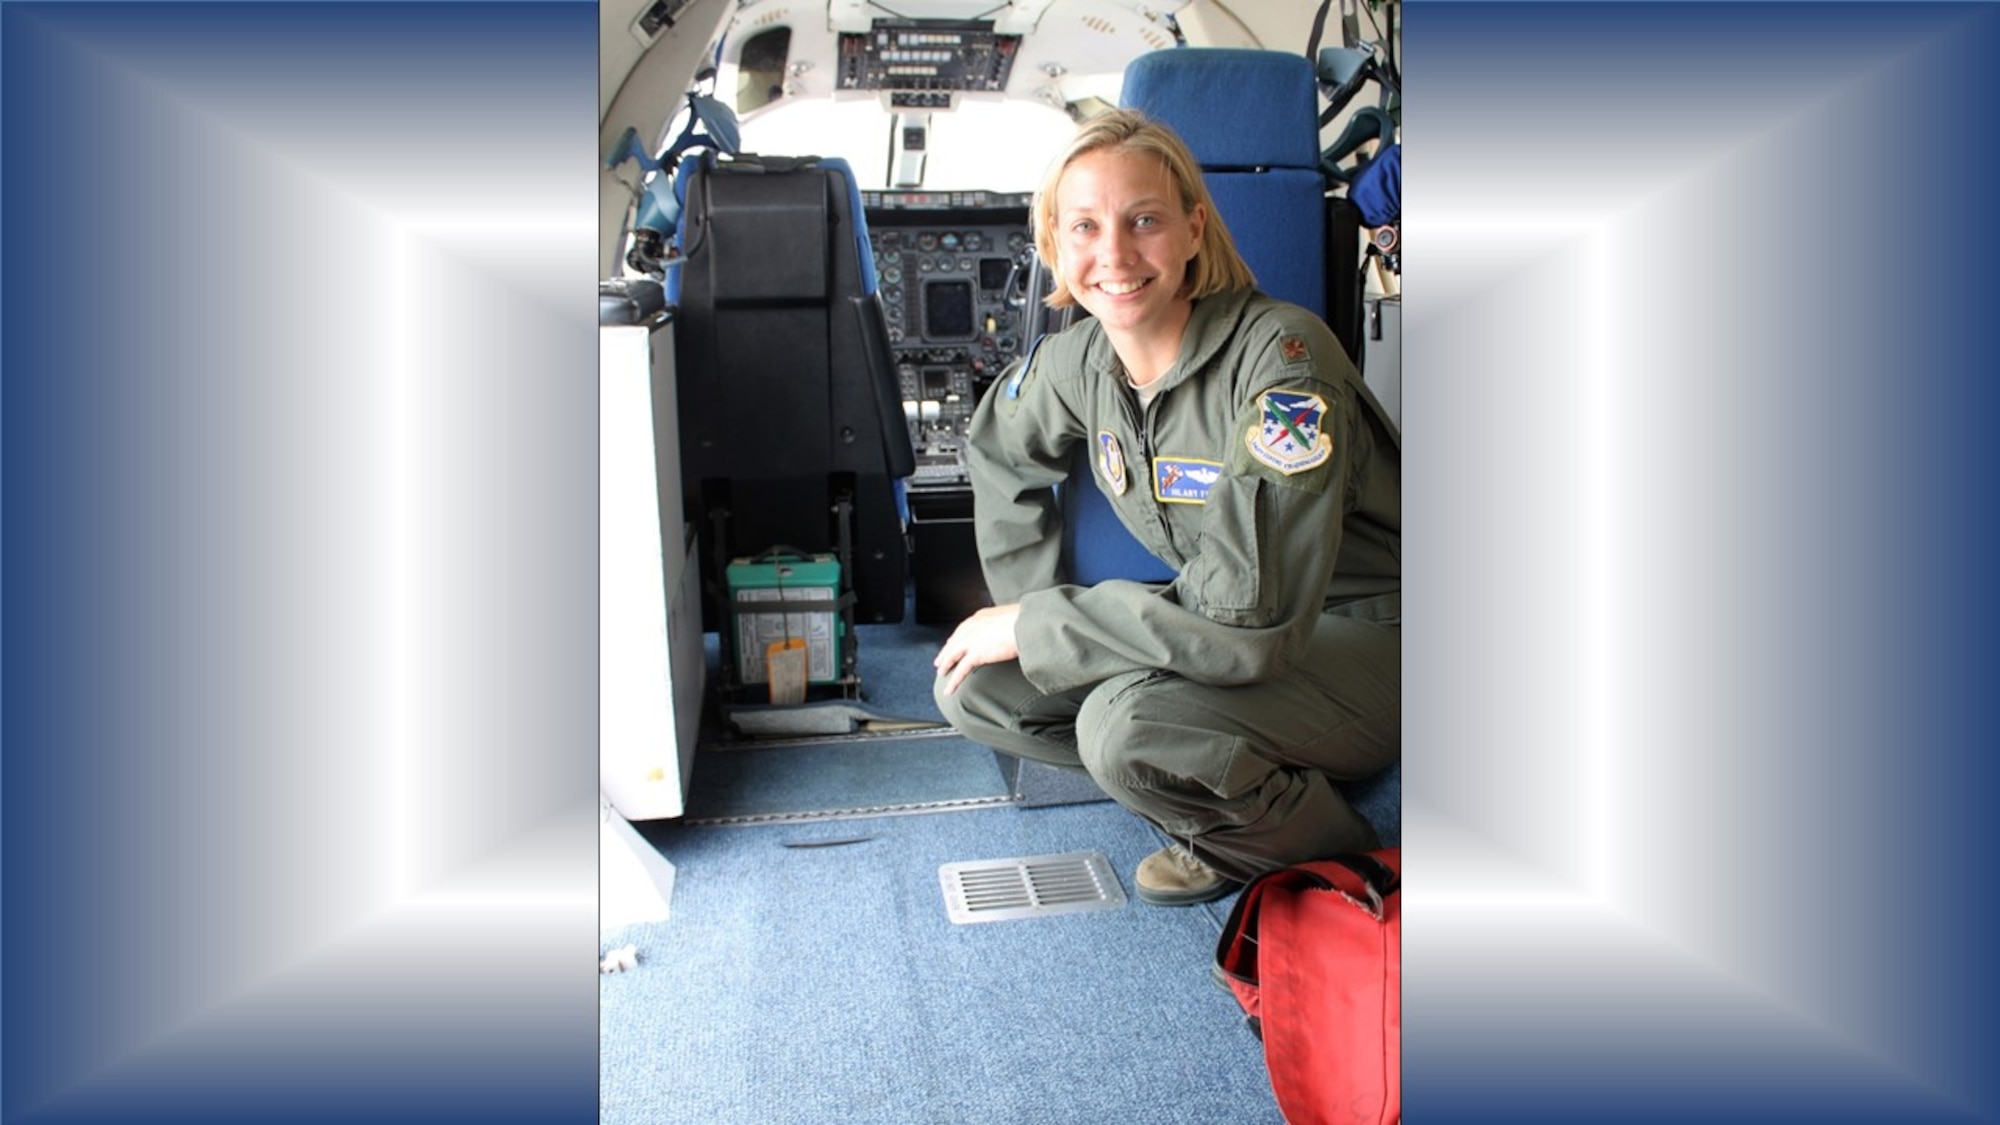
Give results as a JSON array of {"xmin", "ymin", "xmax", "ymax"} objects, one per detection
[
  {"xmin": 609, "ymin": 803, "xmax": 1282, "ymax": 1125},
  {"xmin": 850, "ymin": 615, "xmax": 955, "ymax": 722},
  {"xmin": 1351, "ymin": 762, "xmax": 1401, "ymax": 848},
  {"xmin": 683, "ymin": 734, "xmax": 1010, "ymax": 822}
]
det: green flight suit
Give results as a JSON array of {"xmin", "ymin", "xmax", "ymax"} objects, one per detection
[{"xmin": 934, "ymin": 287, "xmax": 1401, "ymax": 881}]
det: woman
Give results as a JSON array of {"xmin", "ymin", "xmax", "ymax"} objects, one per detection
[{"xmin": 933, "ymin": 109, "xmax": 1400, "ymax": 905}]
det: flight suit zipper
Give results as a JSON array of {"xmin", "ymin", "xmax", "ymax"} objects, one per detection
[{"xmin": 1127, "ymin": 381, "xmax": 1176, "ymax": 555}]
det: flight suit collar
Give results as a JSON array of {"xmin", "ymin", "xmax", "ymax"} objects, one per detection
[{"xmin": 1081, "ymin": 288, "xmax": 1256, "ymax": 395}]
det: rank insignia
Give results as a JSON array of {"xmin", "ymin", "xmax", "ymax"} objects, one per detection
[
  {"xmin": 1096, "ymin": 430, "xmax": 1128, "ymax": 495},
  {"xmin": 1245, "ymin": 390, "xmax": 1332, "ymax": 475},
  {"xmin": 1279, "ymin": 334, "xmax": 1311, "ymax": 365},
  {"xmin": 1154, "ymin": 456, "xmax": 1222, "ymax": 504}
]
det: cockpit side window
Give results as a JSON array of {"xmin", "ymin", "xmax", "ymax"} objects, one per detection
[{"xmin": 736, "ymin": 27, "xmax": 791, "ymax": 115}]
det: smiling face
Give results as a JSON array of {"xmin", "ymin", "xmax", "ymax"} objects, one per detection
[{"xmin": 1051, "ymin": 145, "xmax": 1207, "ymax": 368}]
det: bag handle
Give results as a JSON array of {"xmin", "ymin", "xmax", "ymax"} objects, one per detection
[
  {"xmin": 1318, "ymin": 852, "xmax": 1398, "ymax": 919},
  {"xmin": 1214, "ymin": 851, "xmax": 1401, "ymax": 983}
]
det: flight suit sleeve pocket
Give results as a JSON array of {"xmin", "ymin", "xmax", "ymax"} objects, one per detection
[{"xmin": 1182, "ymin": 475, "xmax": 1273, "ymax": 627}]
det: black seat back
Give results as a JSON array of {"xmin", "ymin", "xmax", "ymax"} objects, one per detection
[{"xmin": 673, "ymin": 154, "xmax": 914, "ymax": 631}]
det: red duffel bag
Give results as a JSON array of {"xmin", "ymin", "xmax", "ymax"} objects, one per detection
[{"xmin": 1215, "ymin": 849, "xmax": 1401, "ymax": 1125}]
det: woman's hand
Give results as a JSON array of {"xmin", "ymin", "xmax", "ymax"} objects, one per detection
[{"xmin": 933, "ymin": 603, "xmax": 1023, "ymax": 695}]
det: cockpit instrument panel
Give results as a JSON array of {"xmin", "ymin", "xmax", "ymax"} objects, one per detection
[
  {"xmin": 838, "ymin": 20, "xmax": 1022, "ymax": 94},
  {"xmin": 865, "ymin": 189, "xmax": 1034, "ymax": 492}
]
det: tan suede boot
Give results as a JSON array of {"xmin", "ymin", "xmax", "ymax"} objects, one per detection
[{"xmin": 1135, "ymin": 844, "xmax": 1242, "ymax": 906}]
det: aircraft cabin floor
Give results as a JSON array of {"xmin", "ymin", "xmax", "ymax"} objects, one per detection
[{"xmin": 600, "ymin": 607, "xmax": 1291, "ymax": 1123}]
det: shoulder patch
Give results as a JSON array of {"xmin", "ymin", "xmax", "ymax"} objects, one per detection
[
  {"xmin": 1096, "ymin": 430, "xmax": 1129, "ymax": 495},
  {"xmin": 1244, "ymin": 389, "xmax": 1332, "ymax": 475}
]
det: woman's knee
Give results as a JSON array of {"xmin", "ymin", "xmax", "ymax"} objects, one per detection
[
  {"xmin": 1075, "ymin": 671, "xmax": 1177, "ymax": 781},
  {"xmin": 937, "ymin": 662, "xmax": 1090, "ymax": 770},
  {"xmin": 934, "ymin": 664, "xmax": 1008, "ymax": 741}
]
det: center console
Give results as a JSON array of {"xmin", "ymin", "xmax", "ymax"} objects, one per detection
[{"xmin": 862, "ymin": 188, "xmax": 1035, "ymax": 623}]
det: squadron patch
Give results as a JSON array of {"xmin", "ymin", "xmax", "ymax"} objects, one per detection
[
  {"xmin": 1279, "ymin": 334, "xmax": 1312, "ymax": 365},
  {"xmin": 1154, "ymin": 456, "xmax": 1222, "ymax": 504},
  {"xmin": 1245, "ymin": 390, "xmax": 1332, "ymax": 475},
  {"xmin": 1096, "ymin": 430, "xmax": 1129, "ymax": 495}
]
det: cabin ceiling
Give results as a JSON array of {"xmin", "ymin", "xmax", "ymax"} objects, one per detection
[
  {"xmin": 599, "ymin": 0, "xmax": 1302, "ymax": 128},
  {"xmin": 596, "ymin": 0, "xmax": 1389, "ymax": 277}
]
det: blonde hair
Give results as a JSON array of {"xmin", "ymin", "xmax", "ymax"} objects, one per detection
[{"xmin": 1033, "ymin": 108, "xmax": 1256, "ymax": 309}]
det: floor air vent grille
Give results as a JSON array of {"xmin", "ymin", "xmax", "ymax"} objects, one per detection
[{"xmin": 938, "ymin": 851, "xmax": 1126, "ymax": 924}]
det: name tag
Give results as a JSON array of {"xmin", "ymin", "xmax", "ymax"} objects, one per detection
[{"xmin": 1153, "ymin": 457, "xmax": 1222, "ymax": 504}]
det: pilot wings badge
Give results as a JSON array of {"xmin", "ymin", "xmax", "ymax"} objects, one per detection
[
  {"xmin": 1246, "ymin": 390, "xmax": 1332, "ymax": 475},
  {"xmin": 1096, "ymin": 430, "xmax": 1128, "ymax": 495}
]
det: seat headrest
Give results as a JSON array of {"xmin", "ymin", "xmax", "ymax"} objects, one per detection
[{"xmin": 1120, "ymin": 49, "xmax": 1320, "ymax": 171}]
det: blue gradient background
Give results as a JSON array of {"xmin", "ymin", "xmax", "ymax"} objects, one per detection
[
  {"xmin": 2, "ymin": 3, "xmax": 598, "ymax": 1122},
  {"xmin": 1405, "ymin": 4, "xmax": 2000, "ymax": 1123},
  {"xmin": 3, "ymin": 2, "xmax": 1998, "ymax": 1124}
]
